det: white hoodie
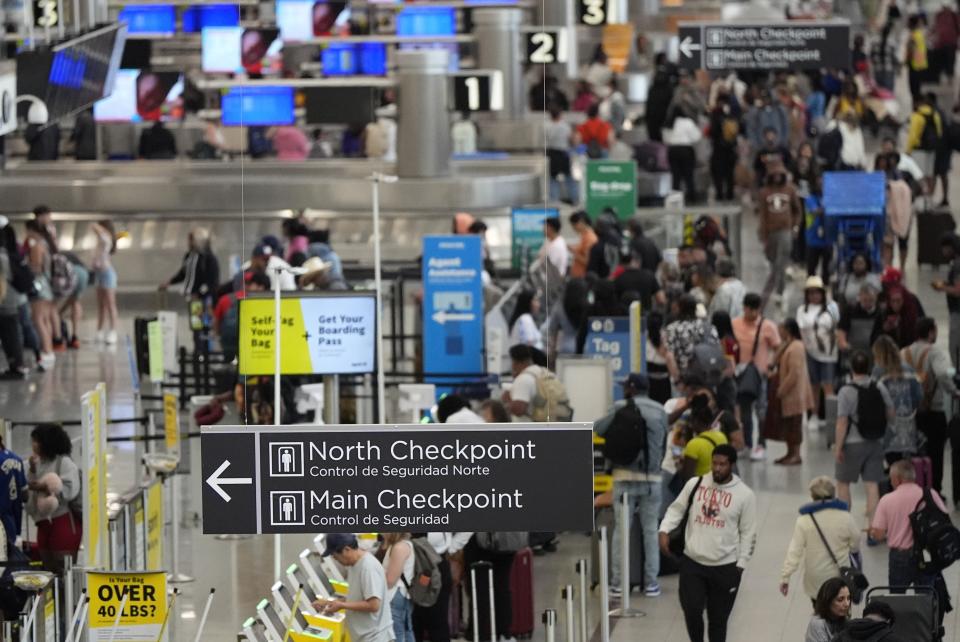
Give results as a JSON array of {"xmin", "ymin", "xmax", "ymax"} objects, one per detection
[{"xmin": 659, "ymin": 473, "xmax": 758, "ymax": 569}]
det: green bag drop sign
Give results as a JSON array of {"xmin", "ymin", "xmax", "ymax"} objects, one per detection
[{"xmin": 585, "ymin": 160, "xmax": 637, "ymax": 221}]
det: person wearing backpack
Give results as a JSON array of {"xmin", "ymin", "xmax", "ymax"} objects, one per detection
[
  {"xmin": 869, "ymin": 459, "xmax": 953, "ymax": 625},
  {"xmin": 213, "ymin": 271, "xmax": 270, "ymax": 361},
  {"xmin": 25, "ymin": 423, "xmax": 81, "ymax": 573},
  {"xmin": 906, "ymin": 93, "xmax": 942, "ymax": 196},
  {"xmin": 502, "ymin": 344, "xmax": 572, "ymax": 422},
  {"xmin": 663, "ymin": 294, "xmax": 720, "ymax": 381},
  {"xmin": 902, "ymin": 317, "xmax": 960, "ymax": 502},
  {"xmin": 315, "ymin": 533, "xmax": 394, "ymax": 642},
  {"xmin": 411, "ymin": 532, "xmax": 471, "ymax": 642},
  {"xmin": 835, "ymin": 351, "xmax": 895, "ymax": 531},
  {"xmin": 594, "ymin": 373, "xmax": 668, "ymax": 598}
]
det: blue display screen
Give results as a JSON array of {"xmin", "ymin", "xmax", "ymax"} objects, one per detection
[
  {"xmin": 396, "ymin": 6, "xmax": 455, "ymax": 36},
  {"xmin": 221, "ymin": 86, "xmax": 295, "ymax": 126},
  {"xmin": 322, "ymin": 43, "xmax": 356, "ymax": 75},
  {"xmin": 358, "ymin": 42, "xmax": 387, "ymax": 75},
  {"xmin": 48, "ymin": 52, "xmax": 87, "ymax": 89},
  {"xmin": 182, "ymin": 4, "xmax": 240, "ymax": 32},
  {"xmin": 118, "ymin": 4, "xmax": 176, "ymax": 34}
]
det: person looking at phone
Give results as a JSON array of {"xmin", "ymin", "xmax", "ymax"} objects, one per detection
[{"xmin": 312, "ymin": 534, "xmax": 393, "ymax": 642}]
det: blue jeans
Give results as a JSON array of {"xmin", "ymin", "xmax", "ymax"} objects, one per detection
[
  {"xmin": 611, "ymin": 479, "xmax": 661, "ymax": 588},
  {"xmin": 391, "ymin": 590, "xmax": 415, "ymax": 642},
  {"xmin": 549, "ymin": 175, "xmax": 579, "ymax": 204}
]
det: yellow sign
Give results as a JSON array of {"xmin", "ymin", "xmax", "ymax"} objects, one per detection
[
  {"xmin": 43, "ymin": 587, "xmax": 55, "ymax": 642},
  {"xmin": 601, "ymin": 24, "xmax": 634, "ymax": 73},
  {"xmin": 87, "ymin": 571, "xmax": 167, "ymax": 642},
  {"xmin": 163, "ymin": 394, "xmax": 179, "ymax": 452},
  {"xmin": 238, "ymin": 295, "xmax": 376, "ymax": 376},
  {"xmin": 83, "ymin": 383, "xmax": 108, "ymax": 568},
  {"xmin": 146, "ymin": 482, "xmax": 163, "ymax": 570}
]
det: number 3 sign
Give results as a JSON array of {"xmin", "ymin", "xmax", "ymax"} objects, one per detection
[{"xmin": 578, "ymin": 0, "xmax": 610, "ymax": 26}]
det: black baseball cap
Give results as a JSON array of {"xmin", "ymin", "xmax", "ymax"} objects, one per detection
[{"xmin": 321, "ymin": 533, "xmax": 358, "ymax": 556}]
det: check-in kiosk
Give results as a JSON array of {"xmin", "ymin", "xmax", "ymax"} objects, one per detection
[
  {"xmin": 312, "ymin": 535, "xmax": 347, "ymax": 584},
  {"xmin": 298, "ymin": 549, "xmax": 337, "ymax": 599},
  {"xmin": 286, "ymin": 564, "xmax": 324, "ymax": 607},
  {"xmin": 242, "ymin": 617, "xmax": 268, "ymax": 642},
  {"xmin": 272, "ymin": 581, "xmax": 311, "ymax": 632},
  {"xmin": 257, "ymin": 598, "xmax": 289, "ymax": 642},
  {"xmin": 285, "ymin": 565, "xmax": 349, "ymax": 642}
]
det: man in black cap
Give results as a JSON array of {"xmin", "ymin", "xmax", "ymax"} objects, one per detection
[
  {"xmin": 313, "ymin": 533, "xmax": 393, "ymax": 642},
  {"xmin": 593, "ymin": 373, "xmax": 668, "ymax": 598}
]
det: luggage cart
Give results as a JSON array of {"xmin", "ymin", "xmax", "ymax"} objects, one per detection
[{"xmin": 823, "ymin": 171, "xmax": 886, "ymax": 278}]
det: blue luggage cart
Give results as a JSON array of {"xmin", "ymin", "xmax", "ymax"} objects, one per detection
[{"xmin": 823, "ymin": 171, "xmax": 886, "ymax": 275}]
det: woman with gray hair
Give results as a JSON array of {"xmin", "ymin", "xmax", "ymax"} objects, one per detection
[{"xmin": 779, "ymin": 476, "xmax": 862, "ymax": 603}]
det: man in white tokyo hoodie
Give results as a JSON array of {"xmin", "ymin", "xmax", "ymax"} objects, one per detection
[{"xmin": 658, "ymin": 444, "xmax": 757, "ymax": 642}]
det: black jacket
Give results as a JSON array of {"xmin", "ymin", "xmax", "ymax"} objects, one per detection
[
  {"xmin": 139, "ymin": 123, "xmax": 177, "ymax": 160},
  {"xmin": 169, "ymin": 249, "xmax": 219, "ymax": 298},
  {"xmin": 831, "ymin": 618, "xmax": 900, "ymax": 641},
  {"xmin": 25, "ymin": 124, "xmax": 60, "ymax": 161}
]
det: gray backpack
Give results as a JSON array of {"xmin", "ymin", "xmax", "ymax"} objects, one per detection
[
  {"xmin": 474, "ymin": 532, "xmax": 528, "ymax": 553},
  {"xmin": 402, "ymin": 539, "xmax": 443, "ymax": 607}
]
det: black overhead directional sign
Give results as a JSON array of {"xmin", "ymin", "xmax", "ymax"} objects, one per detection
[
  {"xmin": 201, "ymin": 423, "xmax": 594, "ymax": 534},
  {"xmin": 677, "ymin": 21, "xmax": 851, "ymax": 72}
]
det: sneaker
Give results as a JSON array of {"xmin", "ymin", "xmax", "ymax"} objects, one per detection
[
  {"xmin": 750, "ymin": 445, "xmax": 766, "ymax": 461},
  {"xmin": 608, "ymin": 586, "xmax": 622, "ymax": 597},
  {"xmin": 644, "ymin": 583, "xmax": 661, "ymax": 597},
  {"xmin": 68, "ymin": 336, "xmax": 80, "ymax": 350},
  {"xmin": 38, "ymin": 353, "xmax": 55, "ymax": 371},
  {"xmin": 52, "ymin": 340, "xmax": 66, "ymax": 353},
  {"xmin": 106, "ymin": 330, "xmax": 118, "ymax": 345},
  {"xmin": 0, "ymin": 370, "xmax": 25, "ymax": 380},
  {"xmin": 807, "ymin": 415, "xmax": 820, "ymax": 431}
]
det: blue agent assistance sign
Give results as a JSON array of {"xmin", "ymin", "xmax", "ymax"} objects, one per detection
[
  {"xmin": 422, "ymin": 236, "xmax": 484, "ymax": 375},
  {"xmin": 584, "ymin": 316, "xmax": 629, "ymax": 400}
]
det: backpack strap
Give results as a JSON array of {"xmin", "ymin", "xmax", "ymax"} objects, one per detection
[{"xmin": 696, "ymin": 431, "xmax": 720, "ymax": 448}]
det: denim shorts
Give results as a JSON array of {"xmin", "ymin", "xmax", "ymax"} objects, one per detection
[
  {"xmin": 95, "ymin": 266, "xmax": 117, "ymax": 290},
  {"xmin": 806, "ymin": 355, "xmax": 836, "ymax": 387}
]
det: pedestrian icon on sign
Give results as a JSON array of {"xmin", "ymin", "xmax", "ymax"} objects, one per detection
[
  {"xmin": 270, "ymin": 491, "xmax": 305, "ymax": 526},
  {"xmin": 269, "ymin": 442, "xmax": 304, "ymax": 477}
]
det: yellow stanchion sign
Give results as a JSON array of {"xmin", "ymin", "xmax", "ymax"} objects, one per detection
[
  {"xmin": 146, "ymin": 482, "xmax": 163, "ymax": 570},
  {"xmin": 87, "ymin": 571, "xmax": 167, "ymax": 642},
  {"xmin": 83, "ymin": 383, "xmax": 108, "ymax": 568},
  {"xmin": 163, "ymin": 393, "xmax": 179, "ymax": 452}
]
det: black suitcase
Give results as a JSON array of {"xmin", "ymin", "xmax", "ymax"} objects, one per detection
[{"xmin": 916, "ymin": 210, "xmax": 956, "ymax": 267}]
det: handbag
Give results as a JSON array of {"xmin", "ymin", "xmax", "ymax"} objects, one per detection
[
  {"xmin": 667, "ymin": 476, "xmax": 703, "ymax": 558},
  {"xmin": 736, "ymin": 317, "xmax": 764, "ymax": 402},
  {"xmin": 809, "ymin": 512, "xmax": 869, "ymax": 604}
]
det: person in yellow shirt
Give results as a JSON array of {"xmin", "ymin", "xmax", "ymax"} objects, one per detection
[
  {"xmin": 680, "ymin": 393, "xmax": 729, "ymax": 478},
  {"xmin": 906, "ymin": 94, "xmax": 942, "ymax": 195},
  {"xmin": 907, "ymin": 14, "xmax": 929, "ymax": 101}
]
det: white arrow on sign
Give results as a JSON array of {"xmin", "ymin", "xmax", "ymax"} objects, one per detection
[
  {"xmin": 679, "ymin": 36, "xmax": 702, "ymax": 59},
  {"xmin": 206, "ymin": 460, "xmax": 253, "ymax": 502},
  {"xmin": 432, "ymin": 310, "xmax": 476, "ymax": 324}
]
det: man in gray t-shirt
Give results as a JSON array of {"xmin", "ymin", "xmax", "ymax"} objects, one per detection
[
  {"xmin": 834, "ymin": 351, "xmax": 894, "ymax": 532},
  {"xmin": 315, "ymin": 534, "xmax": 393, "ymax": 642}
]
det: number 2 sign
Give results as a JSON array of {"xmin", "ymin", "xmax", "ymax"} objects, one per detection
[{"xmin": 525, "ymin": 29, "xmax": 569, "ymax": 64}]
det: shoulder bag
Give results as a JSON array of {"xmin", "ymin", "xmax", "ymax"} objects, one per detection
[
  {"xmin": 809, "ymin": 512, "xmax": 869, "ymax": 603},
  {"xmin": 736, "ymin": 318, "xmax": 765, "ymax": 402},
  {"xmin": 667, "ymin": 476, "xmax": 703, "ymax": 558}
]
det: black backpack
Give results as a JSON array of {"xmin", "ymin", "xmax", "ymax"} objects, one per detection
[
  {"xmin": 920, "ymin": 112, "xmax": 940, "ymax": 151},
  {"xmin": 848, "ymin": 380, "xmax": 887, "ymax": 440},
  {"xmin": 601, "ymin": 401, "xmax": 648, "ymax": 467},
  {"xmin": 910, "ymin": 488, "xmax": 960, "ymax": 573}
]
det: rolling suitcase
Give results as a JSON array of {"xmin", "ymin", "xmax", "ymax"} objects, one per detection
[
  {"xmin": 866, "ymin": 586, "xmax": 941, "ymax": 641},
  {"xmin": 634, "ymin": 141, "xmax": 669, "ymax": 172},
  {"xmin": 508, "ymin": 548, "xmax": 534, "ymax": 639},
  {"xmin": 916, "ymin": 209, "xmax": 956, "ymax": 267}
]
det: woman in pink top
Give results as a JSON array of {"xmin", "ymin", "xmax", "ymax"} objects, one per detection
[
  {"xmin": 269, "ymin": 126, "xmax": 310, "ymax": 161},
  {"xmin": 881, "ymin": 163, "xmax": 914, "ymax": 271}
]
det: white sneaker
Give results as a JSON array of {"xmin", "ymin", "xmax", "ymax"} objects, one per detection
[
  {"xmin": 105, "ymin": 330, "xmax": 117, "ymax": 345},
  {"xmin": 750, "ymin": 445, "xmax": 766, "ymax": 461},
  {"xmin": 807, "ymin": 415, "xmax": 820, "ymax": 431},
  {"xmin": 38, "ymin": 352, "xmax": 55, "ymax": 371}
]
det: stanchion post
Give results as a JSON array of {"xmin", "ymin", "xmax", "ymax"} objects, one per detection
[
  {"xmin": 486, "ymin": 566, "xmax": 496, "ymax": 641},
  {"xmin": 562, "ymin": 585, "xmax": 574, "ymax": 642},
  {"xmin": 598, "ymin": 527, "xmax": 610, "ymax": 642},
  {"xmin": 609, "ymin": 492, "xmax": 645, "ymax": 618},
  {"xmin": 542, "ymin": 609, "xmax": 557, "ymax": 642},
  {"xmin": 168, "ymin": 474, "xmax": 194, "ymax": 583},
  {"xmin": 576, "ymin": 559, "xmax": 587, "ymax": 642},
  {"xmin": 470, "ymin": 567, "xmax": 479, "ymax": 642},
  {"xmin": 64, "ymin": 557, "xmax": 74, "ymax": 634}
]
